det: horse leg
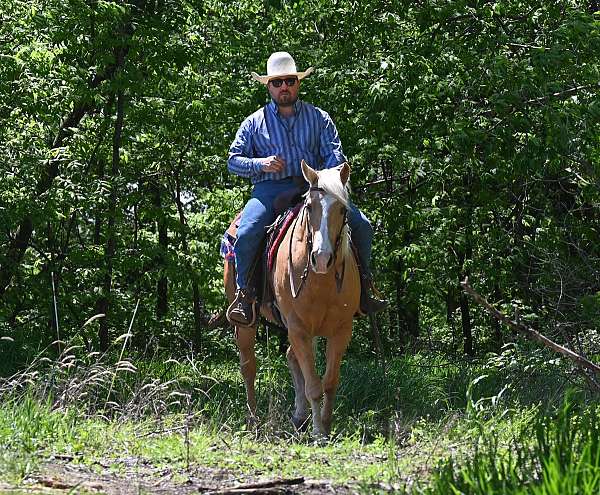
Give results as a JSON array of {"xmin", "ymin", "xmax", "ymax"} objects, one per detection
[
  {"xmin": 286, "ymin": 347, "xmax": 310, "ymax": 430},
  {"xmin": 235, "ymin": 326, "xmax": 258, "ymax": 424},
  {"xmin": 321, "ymin": 331, "xmax": 352, "ymax": 435},
  {"xmin": 288, "ymin": 330, "xmax": 326, "ymax": 439}
]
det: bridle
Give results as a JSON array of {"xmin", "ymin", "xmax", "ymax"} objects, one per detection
[{"xmin": 288, "ymin": 186, "xmax": 348, "ymax": 298}]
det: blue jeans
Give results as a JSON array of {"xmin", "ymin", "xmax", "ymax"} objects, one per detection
[{"xmin": 234, "ymin": 178, "xmax": 373, "ymax": 289}]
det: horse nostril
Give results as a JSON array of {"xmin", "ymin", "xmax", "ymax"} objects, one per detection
[{"xmin": 326, "ymin": 255, "xmax": 333, "ymax": 268}]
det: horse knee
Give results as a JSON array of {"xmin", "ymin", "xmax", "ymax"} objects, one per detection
[
  {"xmin": 236, "ymin": 329, "xmax": 256, "ymax": 370},
  {"xmin": 322, "ymin": 374, "xmax": 339, "ymax": 395},
  {"xmin": 286, "ymin": 347, "xmax": 298, "ymax": 366},
  {"xmin": 305, "ymin": 381, "xmax": 323, "ymax": 401}
]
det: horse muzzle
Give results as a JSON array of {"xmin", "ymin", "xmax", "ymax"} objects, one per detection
[{"xmin": 310, "ymin": 249, "xmax": 334, "ymax": 274}]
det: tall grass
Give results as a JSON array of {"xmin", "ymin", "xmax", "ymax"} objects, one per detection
[
  {"xmin": 424, "ymin": 397, "xmax": 600, "ymax": 495},
  {"xmin": 0, "ymin": 333, "xmax": 597, "ymax": 492},
  {"xmin": 0, "ymin": 337, "xmax": 580, "ymax": 435}
]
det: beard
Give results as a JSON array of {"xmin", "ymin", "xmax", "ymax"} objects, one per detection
[{"xmin": 275, "ymin": 92, "xmax": 298, "ymax": 107}]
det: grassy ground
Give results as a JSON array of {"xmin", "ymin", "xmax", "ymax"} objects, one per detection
[{"xmin": 0, "ymin": 338, "xmax": 598, "ymax": 494}]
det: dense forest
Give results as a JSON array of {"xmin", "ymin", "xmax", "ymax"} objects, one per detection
[
  {"xmin": 1, "ymin": 0, "xmax": 598, "ymax": 361},
  {"xmin": 1, "ymin": 1, "xmax": 600, "ymax": 493}
]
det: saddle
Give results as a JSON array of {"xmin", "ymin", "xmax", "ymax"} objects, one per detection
[{"xmin": 220, "ymin": 185, "xmax": 306, "ymax": 328}]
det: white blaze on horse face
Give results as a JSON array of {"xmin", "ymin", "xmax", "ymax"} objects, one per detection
[{"xmin": 310, "ymin": 194, "xmax": 336, "ymax": 274}]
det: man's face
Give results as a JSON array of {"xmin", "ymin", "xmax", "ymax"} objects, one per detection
[{"xmin": 267, "ymin": 76, "xmax": 300, "ymax": 107}]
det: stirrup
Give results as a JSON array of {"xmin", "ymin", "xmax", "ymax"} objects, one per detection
[
  {"xmin": 360, "ymin": 294, "xmax": 388, "ymax": 315},
  {"xmin": 358, "ymin": 276, "xmax": 388, "ymax": 316},
  {"xmin": 227, "ymin": 288, "xmax": 257, "ymax": 327}
]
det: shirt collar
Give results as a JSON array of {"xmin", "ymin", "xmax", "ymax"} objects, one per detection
[{"xmin": 268, "ymin": 99, "xmax": 302, "ymax": 116}]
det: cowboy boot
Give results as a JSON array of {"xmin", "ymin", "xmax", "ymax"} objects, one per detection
[
  {"xmin": 360, "ymin": 274, "xmax": 388, "ymax": 315},
  {"xmin": 227, "ymin": 287, "xmax": 257, "ymax": 327}
]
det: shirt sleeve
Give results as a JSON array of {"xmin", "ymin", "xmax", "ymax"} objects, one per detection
[
  {"xmin": 319, "ymin": 111, "xmax": 347, "ymax": 169},
  {"xmin": 227, "ymin": 118, "xmax": 264, "ymax": 178}
]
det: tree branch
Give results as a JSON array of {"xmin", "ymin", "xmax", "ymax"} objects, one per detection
[
  {"xmin": 461, "ymin": 278, "xmax": 600, "ymax": 390},
  {"xmin": 524, "ymin": 82, "xmax": 600, "ymax": 106},
  {"xmin": 204, "ymin": 477, "xmax": 305, "ymax": 495}
]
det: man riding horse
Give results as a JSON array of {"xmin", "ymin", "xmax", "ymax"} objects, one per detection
[{"xmin": 226, "ymin": 51, "xmax": 387, "ymax": 327}]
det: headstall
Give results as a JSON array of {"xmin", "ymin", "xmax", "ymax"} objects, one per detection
[{"xmin": 288, "ymin": 186, "xmax": 348, "ymax": 298}]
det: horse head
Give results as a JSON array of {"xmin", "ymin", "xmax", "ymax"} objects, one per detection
[{"xmin": 301, "ymin": 160, "xmax": 351, "ymax": 274}]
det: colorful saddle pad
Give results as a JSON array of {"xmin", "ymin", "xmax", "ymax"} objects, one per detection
[
  {"xmin": 267, "ymin": 202, "xmax": 303, "ymax": 271},
  {"xmin": 220, "ymin": 204, "xmax": 303, "ymax": 272}
]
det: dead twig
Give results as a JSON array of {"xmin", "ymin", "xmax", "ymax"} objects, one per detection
[
  {"xmin": 204, "ymin": 477, "xmax": 305, "ymax": 495},
  {"xmin": 461, "ymin": 278, "xmax": 600, "ymax": 391}
]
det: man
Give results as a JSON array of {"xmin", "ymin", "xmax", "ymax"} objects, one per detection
[{"xmin": 226, "ymin": 51, "xmax": 386, "ymax": 327}]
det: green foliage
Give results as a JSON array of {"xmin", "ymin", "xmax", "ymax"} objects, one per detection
[
  {"xmin": 1, "ymin": 0, "xmax": 599, "ymax": 365},
  {"xmin": 0, "ymin": 350, "xmax": 596, "ymax": 492},
  {"xmin": 1, "ymin": 5, "xmax": 599, "ymax": 492},
  {"xmin": 426, "ymin": 396, "xmax": 600, "ymax": 495},
  {"xmin": 0, "ymin": 394, "xmax": 78, "ymax": 454},
  {"xmin": 0, "ymin": 394, "xmax": 80, "ymax": 482}
]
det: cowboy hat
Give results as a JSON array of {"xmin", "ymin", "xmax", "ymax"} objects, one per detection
[{"xmin": 251, "ymin": 52, "xmax": 314, "ymax": 84}]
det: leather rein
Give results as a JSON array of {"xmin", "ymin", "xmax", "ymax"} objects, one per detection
[{"xmin": 288, "ymin": 186, "xmax": 348, "ymax": 298}]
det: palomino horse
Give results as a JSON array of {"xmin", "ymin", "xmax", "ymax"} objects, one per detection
[{"xmin": 224, "ymin": 160, "xmax": 360, "ymax": 438}]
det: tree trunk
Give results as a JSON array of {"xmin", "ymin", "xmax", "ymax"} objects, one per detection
[
  {"xmin": 152, "ymin": 182, "xmax": 168, "ymax": 319},
  {"xmin": 491, "ymin": 283, "xmax": 503, "ymax": 351},
  {"xmin": 394, "ymin": 256, "xmax": 420, "ymax": 351},
  {"xmin": 192, "ymin": 281, "xmax": 204, "ymax": 351},
  {"xmin": 0, "ymin": 218, "xmax": 33, "ymax": 298},
  {"xmin": 459, "ymin": 172, "xmax": 474, "ymax": 356},
  {"xmin": 94, "ymin": 158, "xmax": 106, "ymax": 245},
  {"xmin": 460, "ymin": 284, "xmax": 473, "ymax": 355},
  {"xmin": 47, "ymin": 222, "xmax": 60, "ymax": 349},
  {"xmin": 98, "ymin": 89, "xmax": 125, "ymax": 351},
  {"xmin": 446, "ymin": 284, "xmax": 460, "ymax": 349},
  {"xmin": 393, "ymin": 263, "xmax": 403, "ymax": 346},
  {"xmin": 171, "ymin": 140, "xmax": 207, "ymax": 350}
]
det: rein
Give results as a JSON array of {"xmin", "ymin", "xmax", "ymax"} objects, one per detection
[{"xmin": 288, "ymin": 186, "xmax": 348, "ymax": 298}]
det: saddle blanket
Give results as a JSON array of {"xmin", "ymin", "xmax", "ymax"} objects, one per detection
[
  {"xmin": 219, "ymin": 203, "xmax": 303, "ymax": 270},
  {"xmin": 267, "ymin": 202, "xmax": 303, "ymax": 270},
  {"xmin": 220, "ymin": 231, "xmax": 236, "ymax": 262}
]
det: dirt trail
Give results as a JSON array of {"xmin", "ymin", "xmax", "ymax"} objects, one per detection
[{"xmin": 14, "ymin": 458, "xmax": 374, "ymax": 494}]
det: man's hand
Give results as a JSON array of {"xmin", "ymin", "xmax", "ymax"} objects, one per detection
[{"xmin": 261, "ymin": 155, "xmax": 285, "ymax": 173}]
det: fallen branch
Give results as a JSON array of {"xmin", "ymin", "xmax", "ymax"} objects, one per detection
[
  {"xmin": 37, "ymin": 478, "xmax": 76, "ymax": 490},
  {"xmin": 461, "ymin": 279, "xmax": 600, "ymax": 390},
  {"xmin": 204, "ymin": 490, "xmax": 282, "ymax": 495},
  {"xmin": 204, "ymin": 477, "xmax": 305, "ymax": 495}
]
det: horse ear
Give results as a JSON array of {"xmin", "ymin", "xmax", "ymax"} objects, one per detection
[
  {"xmin": 301, "ymin": 160, "xmax": 318, "ymax": 185},
  {"xmin": 339, "ymin": 162, "xmax": 351, "ymax": 186}
]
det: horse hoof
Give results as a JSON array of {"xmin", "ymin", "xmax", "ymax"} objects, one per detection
[
  {"xmin": 291, "ymin": 414, "xmax": 310, "ymax": 431},
  {"xmin": 246, "ymin": 414, "xmax": 259, "ymax": 428},
  {"xmin": 313, "ymin": 433, "xmax": 329, "ymax": 446}
]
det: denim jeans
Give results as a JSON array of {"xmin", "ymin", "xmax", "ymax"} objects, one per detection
[{"xmin": 234, "ymin": 177, "xmax": 373, "ymax": 289}]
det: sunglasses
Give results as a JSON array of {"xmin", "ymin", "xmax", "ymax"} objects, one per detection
[{"xmin": 269, "ymin": 77, "xmax": 298, "ymax": 88}]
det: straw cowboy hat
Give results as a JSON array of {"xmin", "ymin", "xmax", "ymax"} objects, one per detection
[{"xmin": 251, "ymin": 52, "xmax": 314, "ymax": 84}]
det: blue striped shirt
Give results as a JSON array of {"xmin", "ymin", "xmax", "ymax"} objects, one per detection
[{"xmin": 228, "ymin": 100, "xmax": 346, "ymax": 183}]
